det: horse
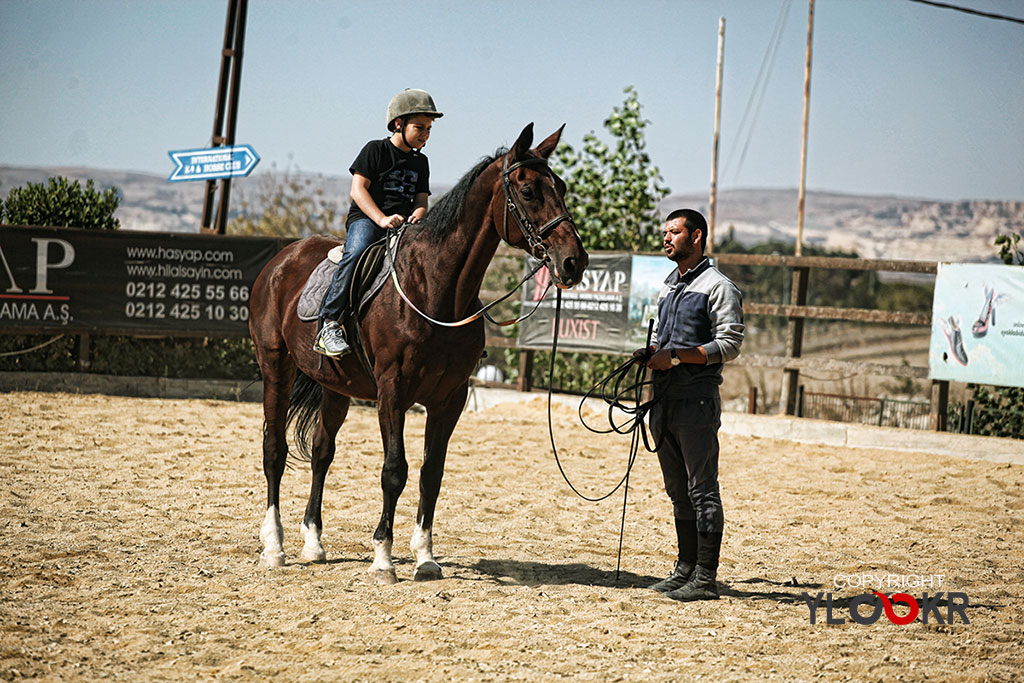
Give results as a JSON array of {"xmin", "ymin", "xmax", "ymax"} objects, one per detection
[{"xmin": 248, "ymin": 123, "xmax": 589, "ymax": 584}]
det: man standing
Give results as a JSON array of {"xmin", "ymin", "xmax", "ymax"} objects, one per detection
[{"xmin": 641, "ymin": 209, "xmax": 744, "ymax": 601}]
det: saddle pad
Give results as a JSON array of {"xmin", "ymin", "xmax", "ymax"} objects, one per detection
[
  {"xmin": 295, "ymin": 236, "xmax": 395, "ymax": 323},
  {"xmin": 296, "ymin": 255, "xmax": 339, "ymax": 322}
]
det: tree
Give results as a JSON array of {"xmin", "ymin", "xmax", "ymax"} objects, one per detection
[
  {"xmin": 501, "ymin": 88, "xmax": 670, "ymax": 389},
  {"xmin": 995, "ymin": 232, "xmax": 1023, "ymax": 265},
  {"xmin": 227, "ymin": 164, "xmax": 346, "ymax": 238},
  {"xmin": 1, "ymin": 176, "xmax": 120, "ymax": 230},
  {"xmin": 552, "ymin": 86, "xmax": 670, "ymax": 251}
]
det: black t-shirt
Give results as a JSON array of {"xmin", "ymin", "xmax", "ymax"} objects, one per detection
[{"xmin": 347, "ymin": 138, "xmax": 430, "ymax": 226}]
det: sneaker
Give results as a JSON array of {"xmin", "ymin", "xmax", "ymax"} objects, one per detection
[
  {"xmin": 664, "ymin": 565, "xmax": 719, "ymax": 602},
  {"xmin": 314, "ymin": 320, "xmax": 350, "ymax": 357},
  {"xmin": 649, "ymin": 561, "xmax": 695, "ymax": 593}
]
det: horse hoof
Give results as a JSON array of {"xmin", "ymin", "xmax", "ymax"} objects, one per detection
[
  {"xmin": 299, "ymin": 548, "xmax": 327, "ymax": 563},
  {"xmin": 259, "ymin": 551, "xmax": 286, "ymax": 568},
  {"xmin": 373, "ymin": 569, "xmax": 398, "ymax": 585},
  {"xmin": 414, "ymin": 561, "xmax": 443, "ymax": 582}
]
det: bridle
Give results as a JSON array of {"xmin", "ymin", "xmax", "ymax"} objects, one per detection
[{"xmin": 501, "ymin": 154, "xmax": 575, "ymax": 262}]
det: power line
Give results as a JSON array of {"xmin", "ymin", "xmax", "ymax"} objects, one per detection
[
  {"xmin": 907, "ymin": 0, "xmax": 1024, "ymax": 25},
  {"xmin": 723, "ymin": 0, "xmax": 793, "ymax": 185}
]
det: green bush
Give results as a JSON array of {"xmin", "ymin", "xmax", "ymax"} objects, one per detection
[
  {"xmin": 966, "ymin": 385, "xmax": 1024, "ymax": 439},
  {"xmin": 2, "ymin": 176, "xmax": 120, "ymax": 230},
  {"xmin": 0, "ymin": 334, "xmax": 257, "ymax": 379},
  {"xmin": 0, "ymin": 335, "xmax": 77, "ymax": 372}
]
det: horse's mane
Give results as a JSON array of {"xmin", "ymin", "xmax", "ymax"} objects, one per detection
[{"xmin": 420, "ymin": 148, "xmax": 507, "ymax": 242}]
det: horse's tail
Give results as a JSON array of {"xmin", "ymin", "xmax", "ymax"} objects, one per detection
[{"xmin": 285, "ymin": 370, "xmax": 322, "ymax": 463}]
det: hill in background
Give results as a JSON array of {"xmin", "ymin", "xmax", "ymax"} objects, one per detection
[
  {"xmin": 665, "ymin": 188, "xmax": 1023, "ymax": 262},
  {"xmin": 3, "ymin": 165, "xmax": 1021, "ymax": 263}
]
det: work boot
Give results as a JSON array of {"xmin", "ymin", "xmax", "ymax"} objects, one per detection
[
  {"xmin": 649, "ymin": 560, "xmax": 695, "ymax": 593},
  {"xmin": 664, "ymin": 565, "xmax": 719, "ymax": 601},
  {"xmin": 314, "ymin": 320, "xmax": 350, "ymax": 357}
]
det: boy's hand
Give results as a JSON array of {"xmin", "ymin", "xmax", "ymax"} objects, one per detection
[{"xmin": 378, "ymin": 214, "xmax": 406, "ymax": 229}]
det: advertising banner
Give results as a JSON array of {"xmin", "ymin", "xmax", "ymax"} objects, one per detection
[
  {"xmin": 0, "ymin": 226, "xmax": 281, "ymax": 335},
  {"xmin": 517, "ymin": 253, "xmax": 673, "ymax": 353},
  {"xmin": 929, "ymin": 262, "xmax": 1024, "ymax": 388}
]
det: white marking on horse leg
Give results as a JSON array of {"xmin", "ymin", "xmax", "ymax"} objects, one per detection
[
  {"xmin": 259, "ymin": 505, "xmax": 285, "ymax": 567},
  {"xmin": 369, "ymin": 538, "xmax": 397, "ymax": 585},
  {"xmin": 410, "ymin": 524, "xmax": 434, "ymax": 567},
  {"xmin": 299, "ymin": 522, "xmax": 327, "ymax": 563},
  {"xmin": 411, "ymin": 524, "xmax": 442, "ymax": 581}
]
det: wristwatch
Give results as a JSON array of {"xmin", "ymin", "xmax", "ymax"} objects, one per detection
[{"xmin": 670, "ymin": 350, "xmax": 680, "ymax": 366}]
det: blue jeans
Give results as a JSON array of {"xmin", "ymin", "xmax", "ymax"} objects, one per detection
[{"xmin": 320, "ymin": 218, "xmax": 385, "ymax": 321}]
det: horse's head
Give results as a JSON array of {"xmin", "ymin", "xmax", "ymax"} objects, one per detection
[{"xmin": 494, "ymin": 123, "xmax": 588, "ymax": 288}]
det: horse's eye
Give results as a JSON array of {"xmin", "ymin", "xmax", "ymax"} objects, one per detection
[{"xmin": 520, "ymin": 186, "xmax": 535, "ymax": 200}]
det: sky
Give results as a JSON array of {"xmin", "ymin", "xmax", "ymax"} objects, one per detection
[{"xmin": 1, "ymin": 0, "xmax": 1023, "ymax": 202}]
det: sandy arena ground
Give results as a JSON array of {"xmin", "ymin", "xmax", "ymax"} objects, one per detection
[{"xmin": 1, "ymin": 390, "xmax": 1022, "ymax": 681}]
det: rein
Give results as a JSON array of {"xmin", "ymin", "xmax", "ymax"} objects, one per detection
[{"xmin": 386, "ymin": 226, "xmax": 552, "ymax": 328}]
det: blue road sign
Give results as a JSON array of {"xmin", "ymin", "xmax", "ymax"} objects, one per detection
[{"xmin": 167, "ymin": 144, "xmax": 260, "ymax": 182}]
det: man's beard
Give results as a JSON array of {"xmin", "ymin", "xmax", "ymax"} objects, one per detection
[{"xmin": 668, "ymin": 241, "xmax": 694, "ymax": 263}]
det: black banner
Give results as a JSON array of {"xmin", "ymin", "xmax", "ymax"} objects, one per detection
[
  {"xmin": 0, "ymin": 226, "xmax": 281, "ymax": 335},
  {"xmin": 518, "ymin": 253, "xmax": 634, "ymax": 352},
  {"xmin": 517, "ymin": 253, "xmax": 673, "ymax": 353}
]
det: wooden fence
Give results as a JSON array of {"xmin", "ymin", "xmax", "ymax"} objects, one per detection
[{"xmin": 496, "ymin": 250, "xmax": 947, "ymax": 430}]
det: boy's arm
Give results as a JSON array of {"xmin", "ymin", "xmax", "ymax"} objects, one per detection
[
  {"xmin": 407, "ymin": 192, "xmax": 429, "ymax": 224},
  {"xmin": 350, "ymin": 173, "xmax": 405, "ymax": 229}
]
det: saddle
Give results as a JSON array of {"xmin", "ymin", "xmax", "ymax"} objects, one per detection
[
  {"xmin": 296, "ymin": 237, "xmax": 393, "ymax": 325},
  {"xmin": 297, "ymin": 235, "xmax": 397, "ymax": 380}
]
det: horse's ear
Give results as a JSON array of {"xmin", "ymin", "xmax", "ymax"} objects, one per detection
[
  {"xmin": 510, "ymin": 123, "xmax": 535, "ymax": 161},
  {"xmin": 534, "ymin": 124, "xmax": 565, "ymax": 160}
]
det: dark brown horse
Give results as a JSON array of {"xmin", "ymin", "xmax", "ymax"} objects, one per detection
[{"xmin": 248, "ymin": 124, "xmax": 588, "ymax": 584}]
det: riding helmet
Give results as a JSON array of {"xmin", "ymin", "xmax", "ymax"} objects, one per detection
[{"xmin": 387, "ymin": 89, "xmax": 443, "ymax": 132}]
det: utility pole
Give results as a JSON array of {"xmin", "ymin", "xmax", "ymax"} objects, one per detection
[
  {"xmin": 780, "ymin": 0, "xmax": 814, "ymax": 415},
  {"xmin": 796, "ymin": 0, "xmax": 814, "ymax": 256},
  {"xmin": 201, "ymin": 0, "xmax": 249, "ymax": 235},
  {"xmin": 708, "ymin": 17, "xmax": 725, "ymax": 255}
]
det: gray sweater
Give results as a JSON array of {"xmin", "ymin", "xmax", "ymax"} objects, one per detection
[{"xmin": 653, "ymin": 258, "xmax": 745, "ymax": 399}]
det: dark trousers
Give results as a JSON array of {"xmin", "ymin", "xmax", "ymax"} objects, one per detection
[
  {"xmin": 320, "ymin": 218, "xmax": 383, "ymax": 321},
  {"xmin": 649, "ymin": 395, "xmax": 724, "ymax": 533}
]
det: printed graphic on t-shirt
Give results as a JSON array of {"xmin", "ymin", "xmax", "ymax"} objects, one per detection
[{"xmin": 382, "ymin": 168, "xmax": 419, "ymax": 202}]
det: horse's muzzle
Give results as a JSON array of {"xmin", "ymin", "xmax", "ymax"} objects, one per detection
[{"xmin": 552, "ymin": 252, "xmax": 588, "ymax": 288}]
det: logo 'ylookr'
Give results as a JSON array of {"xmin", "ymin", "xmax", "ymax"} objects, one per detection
[{"xmin": 801, "ymin": 591, "xmax": 970, "ymax": 625}]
